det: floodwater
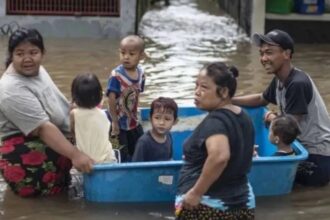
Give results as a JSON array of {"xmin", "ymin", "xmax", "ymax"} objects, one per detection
[{"xmin": 1, "ymin": 0, "xmax": 330, "ymax": 219}]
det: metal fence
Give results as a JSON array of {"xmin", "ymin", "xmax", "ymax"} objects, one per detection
[{"xmin": 6, "ymin": 0, "xmax": 120, "ymax": 16}]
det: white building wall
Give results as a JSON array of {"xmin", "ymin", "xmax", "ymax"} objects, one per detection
[
  {"xmin": 120, "ymin": 0, "xmax": 137, "ymax": 36},
  {"xmin": 251, "ymin": 0, "xmax": 265, "ymax": 35},
  {"xmin": 0, "ymin": 0, "xmax": 5, "ymax": 16}
]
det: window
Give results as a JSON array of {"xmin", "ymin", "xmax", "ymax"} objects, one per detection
[{"xmin": 6, "ymin": 0, "xmax": 120, "ymax": 16}]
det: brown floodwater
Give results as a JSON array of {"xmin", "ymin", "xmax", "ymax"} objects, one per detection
[{"xmin": 1, "ymin": 0, "xmax": 330, "ymax": 219}]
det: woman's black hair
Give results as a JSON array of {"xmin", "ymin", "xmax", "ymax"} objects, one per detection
[
  {"xmin": 203, "ymin": 62, "xmax": 239, "ymax": 98},
  {"xmin": 6, "ymin": 27, "xmax": 45, "ymax": 68},
  {"xmin": 272, "ymin": 115, "xmax": 301, "ymax": 145},
  {"xmin": 71, "ymin": 73, "xmax": 103, "ymax": 109}
]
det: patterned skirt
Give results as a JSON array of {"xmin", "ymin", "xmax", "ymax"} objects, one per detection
[
  {"xmin": 0, "ymin": 134, "xmax": 72, "ymax": 197},
  {"xmin": 175, "ymin": 192, "xmax": 255, "ymax": 220},
  {"xmin": 176, "ymin": 204, "xmax": 255, "ymax": 220}
]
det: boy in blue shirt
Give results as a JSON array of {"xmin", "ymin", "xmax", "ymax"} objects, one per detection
[{"xmin": 106, "ymin": 35, "xmax": 146, "ymax": 162}]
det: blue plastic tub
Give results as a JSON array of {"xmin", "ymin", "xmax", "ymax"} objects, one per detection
[{"xmin": 83, "ymin": 106, "xmax": 308, "ymax": 202}]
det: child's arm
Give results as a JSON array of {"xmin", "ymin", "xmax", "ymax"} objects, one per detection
[
  {"xmin": 108, "ymin": 92, "xmax": 120, "ymax": 136},
  {"xmin": 106, "ymin": 71, "xmax": 121, "ymax": 136}
]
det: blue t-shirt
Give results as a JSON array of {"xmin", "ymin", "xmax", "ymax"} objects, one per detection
[{"xmin": 106, "ymin": 64, "xmax": 145, "ymax": 131}]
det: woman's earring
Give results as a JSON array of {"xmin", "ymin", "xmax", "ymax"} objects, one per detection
[{"xmin": 274, "ymin": 137, "xmax": 280, "ymax": 144}]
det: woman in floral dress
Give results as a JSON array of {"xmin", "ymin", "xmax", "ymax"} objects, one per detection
[{"xmin": 0, "ymin": 28, "xmax": 94, "ymax": 197}]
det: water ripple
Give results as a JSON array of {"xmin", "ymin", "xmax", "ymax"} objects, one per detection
[{"xmin": 139, "ymin": 1, "xmax": 249, "ymax": 104}]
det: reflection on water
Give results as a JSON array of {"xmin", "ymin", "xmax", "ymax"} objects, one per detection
[
  {"xmin": 1, "ymin": 0, "xmax": 330, "ymax": 219},
  {"xmin": 140, "ymin": 0, "xmax": 248, "ymax": 104}
]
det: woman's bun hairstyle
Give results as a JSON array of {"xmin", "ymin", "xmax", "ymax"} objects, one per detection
[{"xmin": 229, "ymin": 65, "xmax": 239, "ymax": 78}]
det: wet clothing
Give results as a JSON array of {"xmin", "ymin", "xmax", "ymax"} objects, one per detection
[
  {"xmin": 263, "ymin": 67, "xmax": 330, "ymax": 186},
  {"xmin": 132, "ymin": 131, "xmax": 172, "ymax": 162},
  {"xmin": 175, "ymin": 197, "xmax": 255, "ymax": 220},
  {"xmin": 176, "ymin": 109, "xmax": 255, "ymax": 217},
  {"xmin": 295, "ymin": 154, "xmax": 330, "ymax": 186},
  {"xmin": 106, "ymin": 64, "xmax": 145, "ymax": 131},
  {"xmin": 72, "ymin": 108, "xmax": 116, "ymax": 163},
  {"xmin": 0, "ymin": 133, "xmax": 72, "ymax": 197},
  {"xmin": 0, "ymin": 65, "xmax": 72, "ymax": 197}
]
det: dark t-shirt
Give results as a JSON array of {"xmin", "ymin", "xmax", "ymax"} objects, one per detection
[
  {"xmin": 132, "ymin": 131, "xmax": 172, "ymax": 162},
  {"xmin": 177, "ymin": 108, "xmax": 255, "ymax": 201},
  {"xmin": 263, "ymin": 68, "xmax": 313, "ymax": 115},
  {"xmin": 262, "ymin": 68, "xmax": 330, "ymax": 156}
]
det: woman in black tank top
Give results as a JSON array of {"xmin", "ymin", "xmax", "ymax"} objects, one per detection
[{"xmin": 175, "ymin": 62, "xmax": 255, "ymax": 220}]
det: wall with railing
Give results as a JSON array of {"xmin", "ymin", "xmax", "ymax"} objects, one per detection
[
  {"xmin": 6, "ymin": 0, "xmax": 120, "ymax": 16},
  {"xmin": 0, "ymin": 0, "xmax": 138, "ymax": 38}
]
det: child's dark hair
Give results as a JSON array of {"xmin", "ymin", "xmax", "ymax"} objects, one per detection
[
  {"xmin": 202, "ymin": 62, "xmax": 239, "ymax": 98},
  {"xmin": 71, "ymin": 73, "xmax": 103, "ymax": 109},
  {"xmin": 150, "ymin": 97, "xmax": 178, "ymax": 120},
  {"xmin": 271, "ymin": 115, "xmax": 301, "ymax": 145},
  {"xmin": 6, "ymin": 27, "xmax": 45, "ymax": 68}
]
